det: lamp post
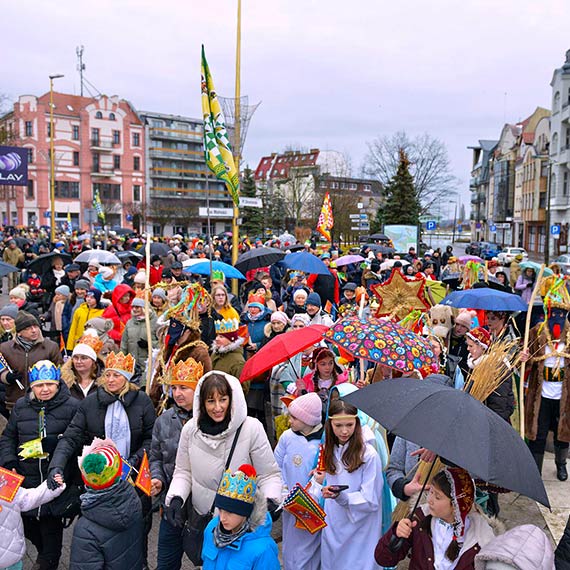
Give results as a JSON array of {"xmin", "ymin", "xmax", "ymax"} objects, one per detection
[
  {"xmin": 450, "ymin": 200, "xmax": 458, "ymax": 245},
  {"xmin": 49, "ymin": 74, "xmax": 64, "ymax": 243}
]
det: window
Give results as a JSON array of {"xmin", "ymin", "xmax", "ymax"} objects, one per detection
[
  {"xmin": 27, "ymin": 148, "xmax": 33, "ymax": 164},
  {"xmin": 72, "ymin": 125, "xmax": 79, "ymax": 140},
  {"xmin": 133, "ymin": 132, "xmax": 140, "ymax": 147},
  {"xmin": 113, "ymin": 130, "xmax": 120, "ymax": 145},
  {"xmin": 93, "ymin": 183, "xmax": 121, "ymax": 200},
  {"xmin": 91, "ymin": 128, "xmax": 100, "ymax": 145},
  {"xmin": 26, "ymin": 180, "xmax": 34, "ymax": 199},
  {"xmin": 25, "ymin": 121, "xmax": 33, "ymax": 137},
  {"xmin": 113, "ymin": 155, "xmax": 121, "ymax": 170},
  {"xmin": 554, "ymin": 91, "xmax": 561, "ymax": 112},
  {"xmin": 92, "ymin": 153, "xmax": 100, "ymax": 172},
  {"xmin": 133, "ymin": 185, "xmax": 141, "ymax": 201},
  {"xmin": 73, "ymin": 151, "xmax": 79, "ymax": 166},
  {"xmin": 109, "ymin": 112, "xmax": 116, "ymax": 121},
  {"xmin": 47, "ymin": 123, "xmax": 51, "ymax": 137},
  {"xmin": 320, "ymin": 181, "xmax": 328, "ymax": 189},
  {"xmin": 330, "ymin": 182, "xmax": 339, "ymax": 189},
  {"xmin": 564, "ymin": 172, "xmax": 568, "ymax": 197},
  {"xmin": 133, "ymin": 156, "xmax": 140, "ymax": 171},
  {"xmin": 566, "ymin": 127, "xmax": 570, "ymax": 150},
  {"xmin": 95, "ymin": 111, "xmax": 103, "ymax": 119},
  {"xmin": 54, "ymin": 181, "xmax": 80, "ymax": 198},
  {"xmin": 363, "ymin": 184, "xmax": 372, "ymax": 191}
]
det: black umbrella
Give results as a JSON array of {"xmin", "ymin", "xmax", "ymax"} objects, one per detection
[
  {"xmin": 14, "ymin": 237, "xmax": 31, "ymax": 248},
  {"xmin": 235, "ymin": 247, "xmax": 285, "ymax": 273},
  {"xmin": 343, "ymin": 378, "xmax": 549, "ymax": 507},
  {"xmin": 286, "ymin": 244, "xmax": 305, "ymax": 252},
  {"xmin": 26, "ymin": 251, "xmax": 72, "ymax": 275},
  {"xmin": 0, "ymin": 260, "xmax": 20, "ymax": 278},
  {"xmin": 149, "ymin": 242, "xmax": 170, "ymax": 256},
  {"xmin": 116, "ymin": 250, "xmax": 143, "ymax": 264},
  {"xmin": 363, "ymin": 243, "xmax": 395, "ymax": 255},
  {"xmin": 369, "ymin": 233, "xmax": 389, "ymax": 241}
]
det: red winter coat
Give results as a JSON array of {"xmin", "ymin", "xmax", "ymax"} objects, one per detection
[
  {"xmin": 149, "ymin": 265, "xmax": 163, "ymax": 286},
  {"xmin": 375, "ymin": 507, "xmax": 495, "ymax": 570},
  {"xmin": 102, "ymin": 284, "xmax": 135, "ymax": 345}
]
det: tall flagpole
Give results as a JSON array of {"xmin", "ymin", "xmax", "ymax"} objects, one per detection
[{"xmin": 231, "ymin": 0, "xmax": 241, "ymax": 294}]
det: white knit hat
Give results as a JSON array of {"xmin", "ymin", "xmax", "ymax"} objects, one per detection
[
  {"xmin": 9, "ymin": 287, "xmax": 26, "ymax": 300},
  {"xmin": 289, "ymin": 392, "xmax": 322, "ymax": 426},
  {"xmin": 72, "ymin": 343, "xmax": 97, "ymax": 362}
]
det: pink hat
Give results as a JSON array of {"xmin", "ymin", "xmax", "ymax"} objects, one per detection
[
  {"xmin": 455, "ymin": 309, "xmax": 476, "ymax": 329},
  {"xmin": 288, "ymin": 392, "xmax": 322, "ymax": 426},
  {"xmin": 270, "ymin": 311, "xmax": 290, "ymax": 326}
]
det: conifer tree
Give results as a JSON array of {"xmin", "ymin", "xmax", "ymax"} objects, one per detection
[{"xmin": 240, "ymin": 167, "xmax": 264, "ymax": 237}]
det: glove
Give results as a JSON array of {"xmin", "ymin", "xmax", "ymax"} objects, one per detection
[
  {"xmin": 526, "ymin": 283, "xmax": 533, "ymax": 288},
  {"xmin": 164, "ymin": 496, "xmax": 185, "ymax": 528},
  {"xmin": 5, "ymin": 371, "xmax": 22, "ymax": 386},
  {"xmin": 267, "ymin": 498, "xmax": 281, "ymax": 522},
  {"xmin": 3, "ymin": 460, "xmax": 20, "ymax": 474},
  {"xmin": 47, "ymin": 468, "xmax": 64, "ymax": 490},
  {"xmin": 137, "ymin": 338, "xmax": 148, "ymax": 349}
]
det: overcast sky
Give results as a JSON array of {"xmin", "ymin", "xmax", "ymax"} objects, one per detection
[{"xmin": 3, "ymin": 0, "xmax": 569, "ymax": 216}]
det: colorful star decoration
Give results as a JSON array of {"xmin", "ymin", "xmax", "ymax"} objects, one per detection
[{"xmin": 371, "ymin": 269, "xmax": 430, "ymax": 320}]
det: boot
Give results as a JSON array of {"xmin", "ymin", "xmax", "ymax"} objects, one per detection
[
  {"xmin": 532, "ymin": 452, "xmax": 544, "ymax": 475},
  {"xmin": 555, "ymin": 447, "xmax": 568, "ymax": 481}
]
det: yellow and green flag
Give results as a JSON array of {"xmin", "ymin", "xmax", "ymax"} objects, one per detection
[{"xmin": 201, "ymin": 45, "xmax": 240, "ymax": 206}]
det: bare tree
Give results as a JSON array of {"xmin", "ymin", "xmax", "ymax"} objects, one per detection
[
  {"xmin": 274, "ymin": 165, "xmax": 319, "ymax": 226},
  {"xmin": 363, "ymin": 131, "xmax": 457, "ymax": 215}
]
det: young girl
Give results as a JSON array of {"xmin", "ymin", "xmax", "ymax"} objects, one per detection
[
  {"xmin": 313, "ymin": 400, "xmax": 384, "ymax": 570},
  {"xmin": 274, "ymin": 393, "xmax": 324, "ymax": 570},
  {"xmin": 375, "ymin": 467, "xmax": 495, "ymax": 570},
  {"xmin": 296, "ymin": 347, "xmax": 348, "ymax": 403}
]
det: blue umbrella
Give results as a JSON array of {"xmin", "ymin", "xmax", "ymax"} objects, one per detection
[
  {"xmin": 441, "ymin": 288, "xmax": 527, "ymax": 311},
  {"xmin": 0, "ymin": 260, "xmax": 20, "ymax": 278},
  {"xmin": 283, "ymin": 251, "xmax": 330, "ymax": 276},
  {"xmin": 185, "ymin": 260, "xmax": 245, "ymax": 280}
]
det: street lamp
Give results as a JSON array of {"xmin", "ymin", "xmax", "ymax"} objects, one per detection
[
  {"xmin": 49, "ymin": 74, "xmax": 64, "ymax": 243},
  {"xmin": 450, "ymin": 200, "xmax": 458, "ymax": 245}
]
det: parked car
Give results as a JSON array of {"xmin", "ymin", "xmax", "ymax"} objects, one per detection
[
  {"xmin": 480, "ymin": 243, "xmax": 502, "ymax": 260},
  {"xmin": 465, "ymin": 241, "xmax": 484, "ymax": 255},
  {"xmin": 497, "ymin": 247, "xmax": 528, "ymax": 266},
  {"xmin": 553, "ymin": 255, "xmax": 570, "ymax": 275}
]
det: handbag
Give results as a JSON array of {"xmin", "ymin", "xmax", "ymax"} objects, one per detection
[{"xmin": 182, "ymin": 424, "xmax": 243, "ymax": 565}]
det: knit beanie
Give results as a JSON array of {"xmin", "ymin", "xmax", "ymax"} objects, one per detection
[
  {"xmin": 134, "ymin": 270, "xmax": 146, "ymax": 285},
  {"xmin": 152, "ymin": 288, "xmax": 166, "ymax": 301},
  {"xmin": 0, "ymin": 304, "xmax": 18, "ymax": 319},
  {"xmin": 288, "ymin": 392, "xmax": 322, "ymax": 426},
  {"xmin": 55, "ymin": 285, "xmax": 70, "ymax": 297},
  {"xmin": 293, "ymin": 289, "xmax": 308, "ymax": 301},
  {"xmin": 72, "ymin": 343, "xmax": 97, "ymax": 362},
  {"xmin": 306, "ymin": 292, "xmax": 322, "ymax": 308},
  {"xmin": 455, "ymin": 309, "xmax": 476, "ymax": 329},
  {"xmin": 99, "ymin": 267, "xmax": 114, "ymax": 279},
  {"xmin": 270, "ymin": 311, "xmax": 290, "ymax": 326},
  {"xmin": 291, "ymin": 313, "xmax": 311, "ymax": 327},
  {"xmin": 214, "ymin": 464, "xmax": 258, "ymax": 517},
  {"xmin": 80, "ymin": 443, "xmax": 122, "ymax": 490},
  {"xmin": 86, "ymin": 288, "xmax": 102, "ymax": 304},
  {"xmin": 9, "ymin": 287, "xmax": 26, "ymax": 301},
  {"xmin": 74, "ymin": 279, "xmax": 91, "ymax": 291},
  {"xmin": 15, "ymin": 311, "xmax": 39, "ymax": 332}
]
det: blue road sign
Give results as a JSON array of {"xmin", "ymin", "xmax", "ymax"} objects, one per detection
[
  {"xmin": 551, "ymin": 224, "xmax": 561, "ymax": 236},
  {"xmin": 490, "ymin": 224, "xmax": 497, "ymax": 233},
  {"xmin": 457, "ymin": 225, "xmax": 463, "ymax": 233},
  {"xmin": 426, "ymin": 220, "xmax": 436, "ymax": 231}
]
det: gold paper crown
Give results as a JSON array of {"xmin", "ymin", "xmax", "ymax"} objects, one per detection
[
  {"xmin": 215, "ymin": 318, "xmax": 240, "ymax": 335},
  {"xmin": 165, "ymin": 284, "xmax": 209, "ymax": 329},
  {"xmin": 77, "ymin": 334, "xmax": 104, "ymax": 355},
  {"xmin": 104, "ymin": 352, "xmax": 136, "ymax": 375},
  {"xmin": 169, "ymin": 358, "xmax": 204, "ymax": 388}
]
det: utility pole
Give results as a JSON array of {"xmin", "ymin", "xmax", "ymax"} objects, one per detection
[
  {"xmin": 49, "ymin": 74, "xmax": 64, "ymax": 243},
  {"xmin": 76, "ymin": 46, "xmax": 85, "ymax": 97},
  {"xmin": 231, "ymin": 0, "xmax": 241, "ymax": 294}
]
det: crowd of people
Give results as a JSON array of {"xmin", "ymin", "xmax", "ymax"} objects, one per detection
[{"xmin": 0, "ymin": 227, "xmax": 567, "ymax": 570}]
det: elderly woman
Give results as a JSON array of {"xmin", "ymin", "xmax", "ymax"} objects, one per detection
[
  {"xmin": 164, "ymin": 371, "xmax": 282, "ymax": 558},
  {"xmin": 285, "ymin": 288, "xmax": 309, "ymax": 319},
  {"xmin": 0, "ymin": 361, "xmax": 80, "ymax": 570},
  {"xmin": 61, "ymin": 336, "xmax": 103, "ymax": 400}
]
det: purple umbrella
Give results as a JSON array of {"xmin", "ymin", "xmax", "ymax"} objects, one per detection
[
  {"xmin": 458, "ymin": 255, "xmax": 483, "ymax": 263},
  {"xmin": 335, "ymin": 254, "xmax": 364, "ymax": 266}
]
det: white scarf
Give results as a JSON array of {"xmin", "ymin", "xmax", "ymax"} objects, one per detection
[{"xmin": 104, "ymin": 400, "xmax": 131, "ymax": 459}]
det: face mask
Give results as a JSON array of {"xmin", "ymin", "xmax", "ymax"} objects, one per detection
[
  {"xmin": 166, "ymin": 319, "xmax": 185, "ymax": 347},
  {"xmin": 549, "ymin": 309, "xmax": 568, "ymax": 340}
]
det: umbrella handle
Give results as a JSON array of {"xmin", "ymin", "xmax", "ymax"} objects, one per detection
[{"xmin": 388, "ymin": 457, "xmax": 438, "ymax": 553}]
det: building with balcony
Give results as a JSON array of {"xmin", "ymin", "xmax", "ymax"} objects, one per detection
[
  {"xmin": 468, "ymin": 140, "xmax": 497, "ymax": 240},
  {"xmin": 139, "ymin": 111, "xmax": 232, "ymax": 235},
  {"xmin": 0, "ymin": 92, "xmax": 144, "ymax": 230}
]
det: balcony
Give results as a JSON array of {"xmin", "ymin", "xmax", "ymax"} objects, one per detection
[
  {"xmin": 90, "ymin": 139, "xmax": 115, "ymax": 151},
  {"xmin": 562, "ymin": 103, "xmax": 570, "ymax": 124},
  {"xmin": 91, "ymin": 166, "xmax": 115, "ymax": 177},
  {"xmin": 150, "ymin": 128, "xmax": 202, "ymax": 142}
]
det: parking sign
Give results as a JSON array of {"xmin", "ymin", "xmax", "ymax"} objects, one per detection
[
  {"xmin": 426, "ymin": 220, "xmax": 436, "ymax": 231},
  {"xmin": 551, "ymin": 224, "xmax": 561, "ymax": 236}
]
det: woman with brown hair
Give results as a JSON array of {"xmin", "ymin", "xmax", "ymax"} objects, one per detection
[
  {"xmin": 61, "ymin": 336, "xmax": 104, "ymax": 400},
  {"xmin": 211, "ymin": 285, "xmax": 240, "ymax": 321},
  {"xmin": 312, "ymin": 399, "xmax": 384, "ymax": 570}
]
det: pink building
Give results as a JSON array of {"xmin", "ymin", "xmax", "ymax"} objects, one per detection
[{"xmin": 0, "ymin": 92, "xmax": 145, "ymax": 230}]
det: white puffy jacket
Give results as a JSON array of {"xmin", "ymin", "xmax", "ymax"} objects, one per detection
[
  {"xmin": 0, "ymin": 481, "xmax": 65, "ymax": 568},
  {"xmin": 166, "ymin": 371, "xmax": 282, "ymax": 514}
]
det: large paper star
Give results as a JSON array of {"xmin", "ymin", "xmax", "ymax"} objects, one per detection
[{"xmin": 371, "ymin": 269, "xmax": 430, "ymax": 320}]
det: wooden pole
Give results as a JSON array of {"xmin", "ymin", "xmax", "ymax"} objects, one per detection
[
  {"xmin": 518, "ymin": 264, "xmax": 545, "ymax": 438},
  {"xmin": 144, "ymin": 234, "xmax": 153, "ymax": 394}
]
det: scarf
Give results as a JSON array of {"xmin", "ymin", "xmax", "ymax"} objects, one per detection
[
  {"xmin": 198, "ymin": 412, "xmax": 230, "ymax": 436},
  {"xmin": 16, "ymin": 335, "xmax": 35, "ymax": 352},
  {"xmin": 104, "ymin": 400, "xmax": 131, "ymax": 458},
  {"xmin": 213, "ymin": 519, "xmax": 251, "ymax": 548}
]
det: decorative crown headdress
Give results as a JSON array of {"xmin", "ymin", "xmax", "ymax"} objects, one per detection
[
  {"xmin": 215, "ymin": 464, "xmax": 258, "ymax": 516},
  {"xmin": 104, "ymin": 352, "xmax": 135, "ymax": 375},
  {"xmin": 77, "ymin": 333, "xmax": 104, "ymax": 355},
  {"xmin": 211, "ymin": 269, "xmax": 225, "ymax": 282},
  {"xmin": 215, "ymin": 318, "xmax": 240, "ymax": 335},
  {"xmin": 165, "ymin": 284, "xmax": 209, "ymax": 328},
  {"xmin": 29, "ymin": 360, "xmax": 60, "ymax": 385},
  {"xmin": 167, "ymin": 357, "xmax": 204, "ymax": 389},
  {"xmin": 247, "ymin": 293, "xmax": 266, "ymax": 306}
]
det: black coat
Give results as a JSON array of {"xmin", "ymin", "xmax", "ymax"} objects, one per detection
[
  {"xmin": 556, "ymin": 514, "xmax": 570, "ymax": 569},
  {"xmin": 49, "ymin": 385, "xmax": 156, "ymax": 472},
  {"xmin": 0, "ymin": 382, "xmax": 81, "ymax": 515},
  {"xmin": 70, "ymin": 479, "xmax": 143, "ymax": 570}
]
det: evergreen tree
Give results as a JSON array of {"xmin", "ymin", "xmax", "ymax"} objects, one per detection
[
  {"xmin": 240, "ymin": 167, "xmax": 264, "ymax": 238},
  {"xmin": 382, "ymin": 149, "xmax": 420, "ymax": 226}
]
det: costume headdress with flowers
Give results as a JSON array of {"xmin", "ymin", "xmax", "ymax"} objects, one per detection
[
  {"xmin": 165, "ymin": 283, "xmax": 209, "ymax": 330},
  {"xmin": 104, "ymin": 352, "xmax": 136, "ymax": 381},
  {"xmin": 440, "ymin": 467, "xmax": 475, "ymax": 542}
]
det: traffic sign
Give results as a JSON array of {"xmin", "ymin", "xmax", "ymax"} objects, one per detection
[
  {"xmin": 426, "ymin": 220, "xmax": 436, "ymax": 231},
  {"xmin": 551, "ymin": 224, "xmax": 561, "ymax": 236},
  {"xmin": 457, "ymin": 225, "xmax": 463, "ymax": 233},
  {"xmin": 490, "ymin": 224, "xmax": 497, "ymax": 233},
  {"xmin": 239, "ymin": 197, "xmax": 262, "ymax": 208},
  {"xmin": 351, "ymin": 226, "xmax": 363, "ymax": 231},
  {"xmin": 349, "ymin": 214, "xmax": 361, "ymax": 219}
]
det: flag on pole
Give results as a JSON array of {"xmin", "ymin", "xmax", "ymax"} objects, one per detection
[
  {"xmin": 93, "ymin": 189, "xmax": 105, "ymax": 224},
  {"xmin": 201, "ymin": 45, "xmax": 240, "ymax": 206},
  {"xmin": 135, "ymin": 450, "xmax": 152, "ymax": 496},
  {"xmin": 316, "ymin": 192, "xmax": 334, "ymax": 241}
]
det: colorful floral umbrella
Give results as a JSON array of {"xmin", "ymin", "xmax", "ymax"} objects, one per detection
[{"xmin": 324, "ymin": 314, "xmax": 436, "ymax": 375}]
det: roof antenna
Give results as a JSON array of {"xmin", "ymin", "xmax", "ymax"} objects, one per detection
[{"xmin": 76, "ymin": 45, "xmax": 85, "ymax": 97}]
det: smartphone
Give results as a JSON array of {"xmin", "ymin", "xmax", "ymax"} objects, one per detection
[{"xmin": 329, "ymin": 485, "xmax": 349, "ymax": 493}]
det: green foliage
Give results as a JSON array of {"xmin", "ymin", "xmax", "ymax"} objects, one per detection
[
  {"xmin": 240, "ymin": 167, "xmax": 264, "ymax": 238},
  {"xmin": 382, "ymin": 149, "xmax": 420, "ymax": 226}
]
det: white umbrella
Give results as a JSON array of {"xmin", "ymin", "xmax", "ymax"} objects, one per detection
[
  {"xmin": 380, "ymin": 259, "xmax": 410, "ymax": 271},
  {"xmin": 74, "ymin": 250, "xmax": 122, "ymax": 265}
]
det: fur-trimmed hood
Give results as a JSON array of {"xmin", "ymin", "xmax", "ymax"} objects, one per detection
[
  {"xmin": 246, "ymin": 488, "xmax": 268, "ymax": 532},
  {"xmin": 211, "ymin": 336, "xmax": 245, "ymax": 355}
]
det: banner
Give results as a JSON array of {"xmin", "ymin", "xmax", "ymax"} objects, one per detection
[
  {"xmin": 201, "ymin": 45, "xmax": 240, "ymax": 206},
  {"xmin": 0, "ymin": 146, "xmax": 28, "ymax": 186},
  {"xmin": 93, "ymin": 189, "xmax": 106, "ymax": 224},
  {"xmin": 316, "ymin": 192, "xmax": 334, "ymax": 241}
]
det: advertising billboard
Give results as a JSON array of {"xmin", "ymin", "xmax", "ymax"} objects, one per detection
[{"xmin": 0, "ymin": 146, "xmax": 28, "ymax": 186}]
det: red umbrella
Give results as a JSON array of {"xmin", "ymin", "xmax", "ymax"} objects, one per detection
[{"xmin": 240, "ymin": 325, "xmax": 328, "ymax": 383}]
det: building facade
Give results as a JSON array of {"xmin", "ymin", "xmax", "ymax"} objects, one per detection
[
  {"xmin": 139, "ymin": 111, "xmax": 232, "ymax": 236},
  {"xmin": 0, "ymin": 92, "xmax": 145, "ymax": 231}
]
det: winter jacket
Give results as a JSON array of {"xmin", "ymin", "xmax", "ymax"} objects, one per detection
[
  {"xmin": 297, "ymin": 369, "xmax": 348, "ymax": 396},
  {"xmin": 375, "ymin": 506, "xmax": 496, "ymax": 570},
  {"xmin": 0, "ymin": 335, "xmax": 63, "ymax": 410},
  {"xmin": 308, "ymin": 309, "xmax": 334, "ymax": 327},
  {"xmin": 166, "ymin": 371, "xmax": 282, "ymax": 515},
  {"xmin": 515, "ymin": 275, "xmax": 535, "ymax": 304},
  {"xmin": 66, "ymin": 303, "xmax": 105, "ymax": 350},
  {"xmin": 307, "ymin": 272, "xmax": 339, "ymax": 306},
  {"xmin": 60, "ymin": 358, "xmax": 102, "ymax": 401},
  {"xmin": 92, "ymin": 274, "xmax": 119, "ymax": 294},
  {"xmin": 385, "ymin": 436, "xmax": 421, "ymax": 501},
  {"xmin": 2, "ymin": 245, "xmax": 24, "ymax": 267},
  {"xmin": 474, "ymin": 524, "xmax": 554, "ymax": 570},
  {"xmin": 0, "ymin": 481, "xmax": 65, "ymax": 569},
  {"xmin": 102, "ymin": 284, "xmax": 135, "ymax": 345},
  {"xmin": 241, "ymin": 308, "xmax": 272, "ymax": 348},
  {"xmin": 0, "ymin": 383, "xmax": 80, "ymax": 516},
  {"xmin": 557, "ymin": 514, "xmax": 570, "ymax": 570},
  {"xmin": 202, "ymin": 496, "xmax": 280, "ymax": 570},
  {"xmin": 149, "ymin": 405, "xmax": 192, "ymax": 499},
  {"xmin": 120, "ymin": 313, "xmax": 158, "ymax": 372},
  {"xmin": 70, "ymin": 479, "xmax": 143, "ymax": 570},
  {"xmin": 49, "ymin": 384, "xmax": 156, "ymax": 472},
  {"xmin": 211, "ymin": 338, "xmax": 246, "ymax": 379}
]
